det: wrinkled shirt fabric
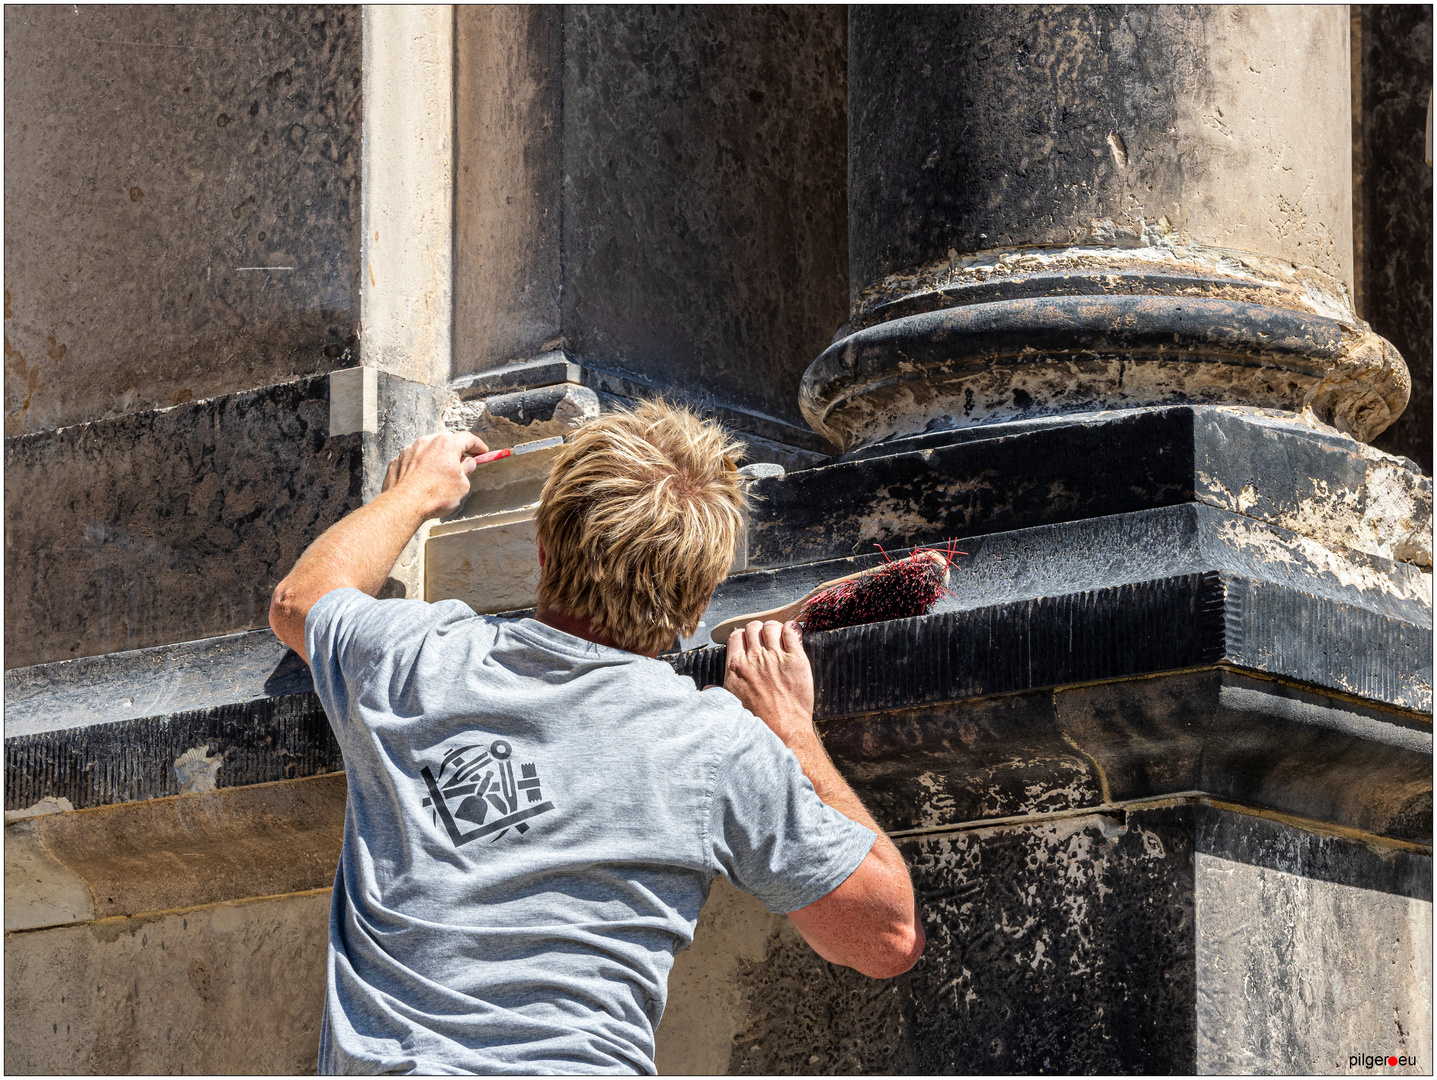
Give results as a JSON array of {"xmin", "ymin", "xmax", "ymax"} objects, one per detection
[{"xmin": 306, "ymin": 588, "xmax": 875, "ymax": 1075}]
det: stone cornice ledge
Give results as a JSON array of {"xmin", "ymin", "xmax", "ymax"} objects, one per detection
[{"xmin": 8, "ymin": 570, "xmax": 1424, "ymax": 849}]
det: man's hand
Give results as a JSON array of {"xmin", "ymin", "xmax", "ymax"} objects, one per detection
[
  {"xmin": 269, "ymin": 429, "xmax": 488, "ymax": 661},
  {"xmin": 724, "ymin": 620, "xmax": 815, "ymax": 748},
  {"xmin": 720, "ymin": 618, "xmax": 925, "ymax": 980},
  {"xmin": 382, "ymin": 430, "xmax": 488, "ymax": 519}
]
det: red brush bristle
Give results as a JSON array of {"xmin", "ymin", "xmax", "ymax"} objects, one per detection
[{"xmin": 796, "ymin": 543, "xmax": 965, "ymax": 634}]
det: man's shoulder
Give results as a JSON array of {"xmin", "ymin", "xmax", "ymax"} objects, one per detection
[{"xmin": 308, "ymin": 588, "xmax": 491, "ymax": 671}]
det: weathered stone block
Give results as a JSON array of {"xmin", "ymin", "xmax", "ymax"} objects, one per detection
[
  {"xmin": 692, "ymin": 499, "xmax": 1430, "ymax": 653},
  {"xmin": 4, "ymin": 818, "xmax": 96, "ymax": 931},
  {"xmin": 848, "ymin": 7, "xmax": 1356, "ymax": 293},
  {"xmin": 454, "ymin": 7, "xmax": 849, "ymax": 430},
  {"xmin": 5, "ymin": 773, "xmax": 344, "ymax": 925},
  {"xmin": 4, "ymin": 375, "xmax": 362, "ymax": 669},
  {"xmin": 4, "ymin": 888, "xmax": 330, "ymax": 1075},
  {"xmin": 3, "ymin": 5, "xmax": 362, "ymax": 436},
  {"xmin": 658, "ymin": 803, "xmax": 1431, "ymax": 1075},
  {"xmin": 448, "ymin": 383, "xmax": 601, "ymax": 451},
  {"xmin": 745, "ymin": 407, "xmax": 1432, "ymax": 570}
]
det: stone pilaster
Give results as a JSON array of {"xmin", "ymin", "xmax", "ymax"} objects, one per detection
[{"xmin": 432, "ymin": 6, "xmax": 846, "ymax": 614}]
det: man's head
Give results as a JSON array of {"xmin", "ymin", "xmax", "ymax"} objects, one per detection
[{"xmin": 535, "ymin": 400, "xmax": 747, "ymax": 656}]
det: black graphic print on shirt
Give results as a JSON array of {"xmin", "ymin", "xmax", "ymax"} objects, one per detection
[{"xmin": 420, "ymin": 738, "xmax": 555, "ymax": 848}]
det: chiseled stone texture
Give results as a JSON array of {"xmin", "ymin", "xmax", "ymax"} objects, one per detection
[
  {"xmin": 1362, "ymin": 4, "xmax": 1434, "ymax": 475},
  {"xmin": 4, "ymin": 889, "xmax": 330, "ymax": 1075},
  {"xmin": 4, "ymin": 375, "xmax": 361, "ymax": 668},
  {"xmin": 3, "ymin": 5, "xmax": 361, "ymax": 436}
]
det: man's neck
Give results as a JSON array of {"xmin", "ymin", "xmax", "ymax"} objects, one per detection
[{"xmin": 534, "ymin": 601, "xmax": 657, "ymax": 658}]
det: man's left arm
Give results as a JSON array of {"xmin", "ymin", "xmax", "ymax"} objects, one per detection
[{"xmin": 268, "ymin": 430, "xmax": 487, "ymax": 662}]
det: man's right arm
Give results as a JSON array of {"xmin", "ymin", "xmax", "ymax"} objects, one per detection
[
  {"xmin": 723, "ymin": 620, "xmax": 925, "ymax": 979},
  {"xmin": 269, "ymin": 430, "xmax": 485, "ymax": 661}
]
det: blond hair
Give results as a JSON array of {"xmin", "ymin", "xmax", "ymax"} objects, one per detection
[{"xmin": 536, "ymin": 399, "xmax": 747, "ymax": 655}]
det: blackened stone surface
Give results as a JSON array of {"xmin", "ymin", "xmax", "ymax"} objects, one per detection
[
  {"xmin": 13, "ymin": 573, "xmax": 1424, "ymax": 822},
  {"xmin": 846, "ymin": 6, "xmax": 1353, "ymax": 297},
  {"xmin": 677, "ymin": 572, "xmax": 1431, "ymax": 714},
  {"xmin": 729, "ymin": 805, "xmax": 1198, "ymax": 1074},
  {"xmin": 1055, "ymin": 671, "xmax": 1432, "ymax": 843},
  {"xmin": 558, "ymin": 6, "xmax": 848, "ymax": 427},
  {"xmin": 821, "ymin": 689, "xmax": 1105, "ymax": 831},
  {"xmin": 4, "ymin": 630, "xmax": 302, "ymax": 738},
  {"xmin": 903, "ymin": 806, "xmax": 1199, "ymax": 1075},
  {"xmin": 1362, "ymin": 5, "xmax": 1433, "ymax": 474},
  {"xmin": 721, "ymin": 804, "xmax": 1430, "ymax": 1074},
  {"xmin": 454, "ymin": 6, "xmax": 851, "ymax": 431},
  {"xmin": 696, "ymin": 500, "xmax": 1429, "ymax": 651},
  {"xmin": 816, "ymin": 668, "xmax": 1430, "ymax": 842},
  {"xmin": 748, "ymin": 408, "xmax": 1197, "ymax": 567},
  {"xmin": 801, "ymin": 286, "xmax": 1409, "ymax": 450},
  {"xmin": 3, "ymin": 6, "xmax": 362, "ymax": 435},
  {"xmin": 726, "ymin": 919, "xmax": 915, "ymax": 1074},
  {"xmin": 745, "ymin": 407, "xmax": 1431, "ymax": 569},
  {"xmin": 3, "ymin": 629, "xmax": 338, "ymax": 812},
  {"xmin": 850, "ymin": 6, "xmax": 1196, "ymax": 288},
  {"xmin": 4, "ymin": 375, "xmax": 361, "ymax": 668},
  {"xmin": 5, "ymin": 692, "xmax": 339, "ymax": 812}
]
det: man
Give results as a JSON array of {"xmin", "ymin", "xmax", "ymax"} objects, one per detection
[{"xmin": 269, "ymin": 400, "xmax": 924, "ymax": 1074}]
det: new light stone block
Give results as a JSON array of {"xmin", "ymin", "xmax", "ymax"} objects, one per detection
[
  {"xmin": 329, "ymin": 366, "xmax": 378, "ymax": 435},
  {"xmin": 426, "ymin": 507, "xmax": 542, "ymax": 614}
]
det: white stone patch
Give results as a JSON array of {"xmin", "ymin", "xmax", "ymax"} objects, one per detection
[
  {"xmin": 173, "ymin": 746, "xmax": 224, "ymax": 794},
  {"xmin": 4, "ymin": 796, "xmax": 75, "ymax": 822},
  {"xmin": 1214, "ymin": 516, "xmax": 1428, "ymax": 605},
  {"xmin": 329, "ymin": 366, "xmax": 378, "ymax": 436}
]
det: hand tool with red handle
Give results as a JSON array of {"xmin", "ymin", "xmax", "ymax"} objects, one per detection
[{"xmin": 470, "ymin": 435, "xmax": 566, "ymax": 466}]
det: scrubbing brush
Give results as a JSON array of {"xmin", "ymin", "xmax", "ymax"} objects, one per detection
[{"xmin": 709, "ymin": 542, "xmax": 965, "ymax": 644}]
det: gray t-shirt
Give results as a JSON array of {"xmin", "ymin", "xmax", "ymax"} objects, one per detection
[{"xmin": 305, "ymin": 587, "xmax": 876, "ymax": 1075}]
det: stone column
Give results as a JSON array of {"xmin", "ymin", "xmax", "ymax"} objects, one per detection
[
  {"xmin": 655, "ymin": 7, "xmax": 1431, "ymax": 1073},
  {"xmin": 803, "ymin": 5, "xmax": 1409, "ymax": 451}
]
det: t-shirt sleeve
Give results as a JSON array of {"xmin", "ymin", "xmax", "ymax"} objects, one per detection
[
  {"xmin": 705, "ymin": 708, "xmax": 878, "ymax": 915},
  {"xmin": 304, "ymin": 586, "xmax": 455, "ymax": 746}
]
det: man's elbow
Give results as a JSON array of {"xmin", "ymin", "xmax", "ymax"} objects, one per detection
[
  {"xmin": 268, "ymin": 579, "xmax": 307, "ymax": 652},
  {"xmin": 858, "ymin": 916, "xmax": 926, "ymax": 980}
]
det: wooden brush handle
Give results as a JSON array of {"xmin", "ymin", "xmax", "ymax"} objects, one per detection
[{"xmin": 708, "ymin": 551, "xmax": 948, "ymax": 645}]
